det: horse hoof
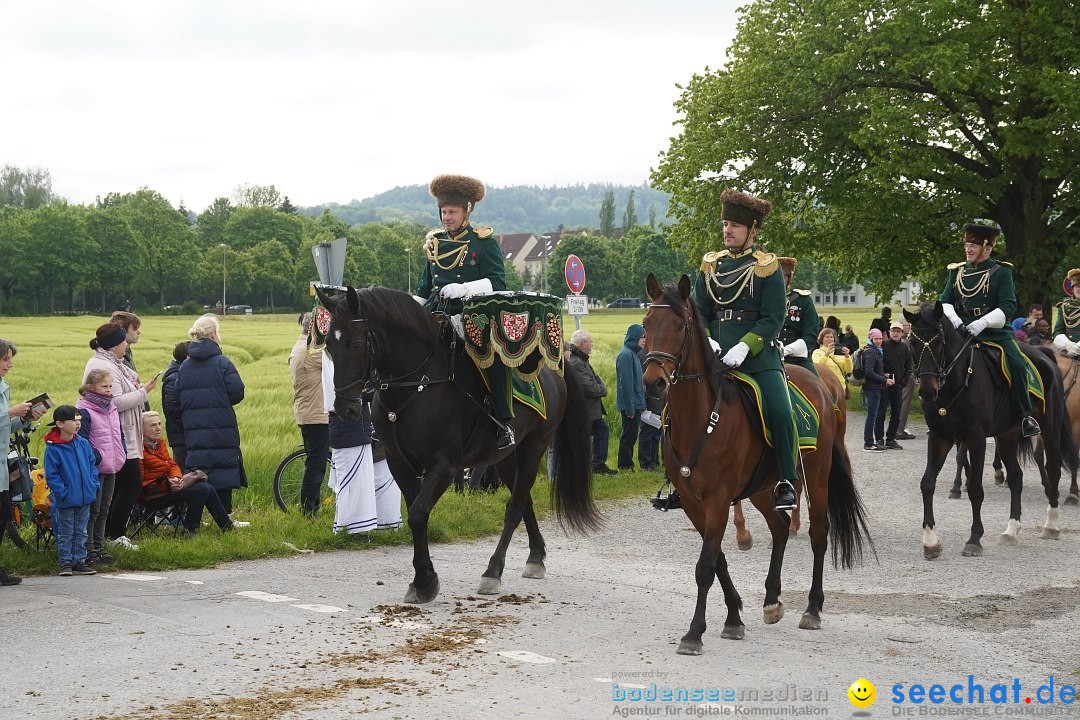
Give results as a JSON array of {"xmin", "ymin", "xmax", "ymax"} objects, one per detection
[
  {"xmin": 1065, "ymin": 494, "xmax": 1080, "ymax": 506},
  {"xmin": 677, "ymin": 639, "xmax": 704, "ymax": 655},
  {"xmin": 961, "ymin": 543, "xmax": 983, "ymax": 557},
  {"xmin": 948, "ymin": 490, "xmax": 962, "ymax": 500},
  {"xmin": 763, "ymin": 603, "xmax": 784, "ymax": 624},
  {"xmin": 999, "ymin": 533, "xmax": 1018, "ymax": 545},
  {"xmin": 923, "ymin": 544, "xmax": 942, "ymax": 560},
  {"xmin": 477, "ymin": 576, "xmax": 502, "ymax": 595},
  {"xmin": 1041, "ymin": 527, "xmax": 1060, "ymax": 540},
  {"xmin": 798, "ymin": 612, "xmax": 821, "ymax": 630},
  {"xmin": 737, "ymin": 538, "xmax": 753, "ymax": 551},
  {"xmin": 522, "ymin": 562, "xmax": 546, "ymax": 579},
  {"xmin": 994, "ymin": 470, "xmax": 1005, "ymax": 486},
  {"xmin": 404, "ymin": 576, "xmax": 440, "ymax": 604},
  {"xmin": 788, "ymin": 529, "xmax": 798, "ymax": 539},
  {"xmin": 721, "ymin": 624, "xmax": 745, "ymax": 640}
]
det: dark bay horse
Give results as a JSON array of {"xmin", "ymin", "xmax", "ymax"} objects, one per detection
[
  {"xmin": 903, "ymin": 303, "xmax": 1077, "ymax": 558},
  {"xmin": 317, "ymin": 285, "xmax": 601, "ymax": 603},
  {"xmin": 642, "ymin": 274, "xmax": 872, "ymax": 655}
]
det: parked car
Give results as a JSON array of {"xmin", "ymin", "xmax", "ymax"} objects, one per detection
[
  {"xmin": 227, "ymin": 304, "xmax": 253, "ymax": 314},
  {"xmin": 606, "ymin": 298, "xmax": 643, "ymax": 309}
]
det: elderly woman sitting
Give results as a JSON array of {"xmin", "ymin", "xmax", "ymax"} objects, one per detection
[{"xmin": 139, "ymin": 411, "xmax": 235, "ymax": 535}]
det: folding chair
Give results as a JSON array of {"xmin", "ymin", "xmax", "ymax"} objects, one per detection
[{"xmin": 127, "ymin": 485, "xmax": 186, "ymax": 539}]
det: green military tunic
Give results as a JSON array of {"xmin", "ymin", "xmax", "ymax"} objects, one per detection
[
  {"xmin": 691, "ymin": 248, "xmax": 799, "ymax": 480},
  {"xmin": 415, "ymin": 223, "xmax": 514, "ymax": 418},
  {"xmin": 939, "ymin": 258, "xmax": 1031, "ymax": 414},
  {"xmin": 779, "ymin": 288, "xmax": 819, "ymax": 377},
  {"xmin": 1052, "ymin": 298, "xmax": 1080, "ymax": 343}
]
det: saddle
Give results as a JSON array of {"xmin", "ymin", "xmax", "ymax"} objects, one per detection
[{"xmin": 975, "ymin": 341, "xmax": 1046, "ymax": 412}]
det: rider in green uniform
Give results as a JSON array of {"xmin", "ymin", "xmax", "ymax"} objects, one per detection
[
  {"xmin": 415, "ymin": 174, "xmax": 515, "ymax": 449},
  {"xmin": 939, "ymin": 218, "xmax": 1040, "ymax": 438},
  {"xmin": 1052, "ymin": 268, "xmax": 1080, "ymax": 356},
  {"xmin": 691, "ymin": 188, "xmax": 799, "ymax": 512},
  {"xmin": 777, "ymin": 256, "xmax": 819, "ymax": 377}
]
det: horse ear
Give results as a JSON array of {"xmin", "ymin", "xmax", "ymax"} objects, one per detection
[
  {"xmin": 902, "ymin": 307, "xmax": 918, "ymax": 324},
  {"xmin": 314, "ymin": 285, "xmax": 338, "ymax": 311},
  {"xmin": 645, "ymin": 272, "xmax": 662, "ymax": 301},
  {"xmin": 932, "ymin": 301, "xmax": 943, "ymax": 320},
  {"xmin": 346, "ymin": 286, "xmax": 359, "ymax": 315},
  {"xmin": 677, "ymin": 274, "xmax": 691, "ymax": 300}
]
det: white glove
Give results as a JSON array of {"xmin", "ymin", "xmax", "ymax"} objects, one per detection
[
  {"xmin": 1068, "ymin": 340, "xmax": 1080, "ymax": 358},
  {"xmin": 783, "ymin": 339, "xmax": 808, "ymax": 359},
  {"xmin": 982, "ymin": 308, "xmax": 1006, "ymax": 329},
  {"xmin": 412, "ymin": 295, "xmax": 427, "ymax": 304},
  {"xmin": 721, "ymin": 342, "xmax": 750, "ymax": 368},
  {"xmin": 1053, "ymin": 334, "xmax": 1070, "ymax": 352},
  {"xmin": 966, "ymin": 318, "xmax": 988, "ymax": 337},
  {"xmin": 423, "ymin": 230, "xmax": 437, "ymax": 253},
  {"xmin": 941, "ymin": 303, "xmax": 963, "ymax": 329},
  {"xmin": 440, "ymin": 283, "xmax": 467, "ymax": 300}
]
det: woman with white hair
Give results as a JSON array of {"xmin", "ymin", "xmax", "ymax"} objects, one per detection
[{"xmin": 178, "ymin": 314, "xmax": 248, "ymax": 520}]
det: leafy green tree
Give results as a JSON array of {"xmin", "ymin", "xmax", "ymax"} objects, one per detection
[
  {"xmin": 544, "ymin": 233, "xmax": 620, "ymax": 301},
  {"xmin": 796, "ymin": 258, "xmax": 851, "ymax": 304},
  {"xmin": 196, "ymin": 197, "xmax": 235, "ymax": 250},
  {"xmin": 652, "ymin": 0, "xmax": 1080, "ymax": 307},
  {"xmin": 521, "ymin": 266, "xmax": 535, "ymax": 291},
  {"xmin": 599, "ymin": 190, "xmax": 616, "ymax": 238},
  {"xmin": 504, "ymin": 261, "xmax": 523, "ymax": 291},
  {"xmin": 195, "ymin": 244, "xmax": 252, "ymax": 307},
  {"xmin": 85, "ymin": 207, "xmax": 139, "ymax": 311},
  {"xmin": 247, "ymin": 239, "xmax": 294, "ymax": 313},
  {"xmin": 626, "ymin": 227, "xmax": 690, "ymax": 297},
  {"xmin": 223, "ymin": 206, "xmax": 304, "ymax": 254},
  {"xmin": 0, "ymin": 165, "xmax": 55, "ymax": 209},
  {"xmin": 279, "ymin": 196, "xmax": 298, "ymax": 215},
  {"xmin": 100, "ymin": 188, "xmax": 198, "ymax": 308},
  {"xmin": 28, "ymin": 203, "xmax": 94, "ymax": 311},
  {"xmin": 648, "ymin": 203, "xmax": 657, "ymax": 230},
  {"xmin": 0, "ymin": 207, "xmax": 33, "ymax": 312},
  {"xmin": 233, "ymin": 183, "xmax": 284, "ymax": 209},
  {"xmin": 622, "ymin": 189, "xmax": 638, "ymax": 234}
]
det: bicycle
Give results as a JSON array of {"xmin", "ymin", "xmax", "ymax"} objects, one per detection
[
  {"xmin": 2, "ymin": 424, "xmax": 40, "ymax": 549},
  {"xmin": 273, "ymin": 446, "xmax": 331, "ymax": 512}
]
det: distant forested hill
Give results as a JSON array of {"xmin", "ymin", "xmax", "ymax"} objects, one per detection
[{"xmin": 301, "ymin": 183, "xmax": 671, "ymax": 233}]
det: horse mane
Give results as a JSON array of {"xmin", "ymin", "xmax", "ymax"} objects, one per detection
[
  {"xmin": 657, "ymin": 283, "xmax": 730, "ymax": 399},
  {"xmin": 351, "ymin": 286, "xmax": 440, "ymax": 346}
]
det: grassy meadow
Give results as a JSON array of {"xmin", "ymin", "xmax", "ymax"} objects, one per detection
[{"xmin": 0, "ymin": 303, "xmax": 889, "ymax": 574}]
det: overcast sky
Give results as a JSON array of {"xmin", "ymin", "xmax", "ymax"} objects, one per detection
[{"xmin": 2, "ymin": 1, "xmax": 740, "ymax": 213}]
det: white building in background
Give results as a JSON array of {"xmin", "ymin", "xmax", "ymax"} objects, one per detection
[{"xmin": 813, "ymin": 280, "xmax": 921, "ymax": 308}]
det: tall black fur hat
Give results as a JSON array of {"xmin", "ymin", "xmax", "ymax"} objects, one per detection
[
  {"xmin": 429, "ymin": 175, "xmax": 485, "ymax": 209},
  {"xmin": 962, "ymin": 218, "xmax": 1001, "ymax": 244},
  {"xmin": 720, "ymin": 188, "xmax": 771, "ymax": 228}
]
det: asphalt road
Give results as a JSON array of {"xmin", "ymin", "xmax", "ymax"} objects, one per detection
[{"xmin": 7, "ymin": 412, "xmax": 1080, "ymax": 720}]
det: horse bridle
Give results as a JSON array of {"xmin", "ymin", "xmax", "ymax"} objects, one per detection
[
  {"xmin": 908, "ymin": 321, "xmax": 976, "ymax": 412},
  {"xmin": 332, "ymin": 315, "xmax": 446, "ymax": 405},
  {"xmin": 642, "ymin": 303, "xmax": 709, "ymax": 385}
]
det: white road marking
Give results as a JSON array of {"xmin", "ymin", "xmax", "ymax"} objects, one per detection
[
  {"xmin": 496, "ymin": 650, "xmax": 556, "ymax": 664},
  {"xmin": 102, "ymin": 574, "xmax": 165, "ymax": 582},
  {"xmin": 184, "ymin": 580, "xmax": 204, "ymax": 585},
  {"xmin": 236, "ymin": 591, "xmax": 299, "ymax": 603},
  {"xmin": 358, "ymin": 615, "xmax": 431, "ymax": 629},
  {"xmin": 290, "ymin": 603, "xmax": 344, "ymax": 613}
]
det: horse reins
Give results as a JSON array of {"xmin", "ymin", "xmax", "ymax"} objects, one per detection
[{"xmin": 909, "ymin": 323, "xmax": 977, "ymax": 415}]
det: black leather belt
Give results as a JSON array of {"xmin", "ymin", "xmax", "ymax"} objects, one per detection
[{"xmin": 718, "ymin": 309, "xmax": 760, "ymax": 322}]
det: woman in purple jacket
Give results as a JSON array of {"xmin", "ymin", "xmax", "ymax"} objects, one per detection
[{"xmin": 76, "ymin": 369, "xmax": 127, "ymax": 565}]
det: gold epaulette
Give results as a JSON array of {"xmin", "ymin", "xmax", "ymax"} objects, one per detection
[
  {"xmin": 752, "ymin": 250, "xmax": 778, "ymax": 278},
  {"xmin": 700, "ymin": 250, "xmax": 726, "ymax": 272},
  {"xmin": 947, "ymin": 261, "xmax": 965, "ymax": 271},
  {"xmin": 997, "ymin": 260, "xmax": 1013, "ymax": 268},
  {"xmin": 474, "ymin": 226, "xmax": 494, "ymax": 239},
  {"xmin": 793, "ymin": 288, "xmax": 812, "ymax": 296}
]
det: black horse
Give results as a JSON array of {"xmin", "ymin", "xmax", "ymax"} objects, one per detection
[
  {"xmin": 316, "ymin": 285, "xmax": 601, "ymax": 603},
  {"xmin": 904, "ymin": 303, "xmax": 1076, "ymax": 558}
]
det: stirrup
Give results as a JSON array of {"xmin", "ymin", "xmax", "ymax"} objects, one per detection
[
  {"xmin": 773, "ymin": 479, "xmax": 797, "ymax": 511},
  {"xmin": 496, "ymin": 422, "xmax": 516, "ymax": 450},
  {"xmin": 1021, "ymin": 416, "xmax": 1041, "ymax": 438}
]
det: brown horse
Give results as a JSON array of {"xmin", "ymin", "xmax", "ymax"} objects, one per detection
[
  {"xmin": 732, "ymin": 362, "xmax": 848, "ymax": 547},
  {"xmin": 642, "ymin": 274, "xmax": 872, "ymax": 655},
  {"xmin": 1056, "ymin": 355, "xmax": 1080, "ymax": 503}
]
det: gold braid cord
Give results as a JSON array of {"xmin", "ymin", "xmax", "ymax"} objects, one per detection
[
  {"xmin": 1061, "ymin": 299, "xmax": 1080, "ymax": 330},
  {"xmin": 427, "ymin": 237, "xmax": 469, "ymax": 270},
  {"xmin": 953, "ymin": 266, "xmax": 992, "ymax": 299},
  {"xmin": 701, "ymin": 251, "xmax": 777, "ymax": 306}
]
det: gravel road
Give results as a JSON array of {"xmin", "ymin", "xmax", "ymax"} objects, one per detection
[{"xmin": 8, "ymin": 411, "xmax": 1080, "ymax": 719}]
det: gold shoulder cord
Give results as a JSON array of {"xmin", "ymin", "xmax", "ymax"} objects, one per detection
[
  {"xmin": 428, "ymin": 238, "xmax": 470, "ymax": 270},
  {"xmin": 953, "ymin": 265, "xmax": 991, "ymax": 299},
  {"xmin": 704, "ymin": 258, "xmax": 756, "ymax": 306},
  {"xmin": 1062, "ymin": 299, "xmax": 1080, "ymax": 329}
]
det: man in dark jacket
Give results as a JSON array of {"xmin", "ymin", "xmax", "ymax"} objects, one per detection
[
  {"xmin": 878, "ymin": 321, "xmax": 913, "ymax": 449},
  {"xmin": 636, "ymin": 343, "xmax": 663, "ymax": 471},
  {"xmin": 567, "ymin": 329, "xmax": 616, "ymax": 475},
  {"xmin": 615, "ymin": 324, "xmax": 646, "ymax": 471}
]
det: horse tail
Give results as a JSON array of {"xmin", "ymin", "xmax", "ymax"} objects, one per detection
[
  {"xmin": 550, "ymin": 365, "xmax": 604, "ymax": 533},
  {"xmin": 826, "ymin": 442, "xmax": 875, "ymax": 570}
]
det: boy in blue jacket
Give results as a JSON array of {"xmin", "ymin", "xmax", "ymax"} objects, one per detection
[{"xmin": 44, "ymin": 405, "xmax": 100, "ymax": 576}]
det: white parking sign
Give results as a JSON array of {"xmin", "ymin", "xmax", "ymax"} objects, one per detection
[{"xmin": 567, "ymin": 295, "xmax": 589, "ymax": 316}]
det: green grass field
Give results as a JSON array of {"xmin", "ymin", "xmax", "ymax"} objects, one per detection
[{"xmin": 0, "ymin": 304, "xmax": 889, "ymax": 575}]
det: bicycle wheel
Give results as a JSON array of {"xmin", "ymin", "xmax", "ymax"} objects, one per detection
[
  {"xmin": 4, "ymin": 499, "xmax": 33, "ymax": 549},
  {"xmin": 273, "ymin": 449, "xmax": 308, "ymax": 512}
]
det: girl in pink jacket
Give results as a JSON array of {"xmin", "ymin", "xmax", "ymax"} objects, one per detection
[{"xmin": 76, "ymin": 368, "xmax": 127, "ymax": 566}]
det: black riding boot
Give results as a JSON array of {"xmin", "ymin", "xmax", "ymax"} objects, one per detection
[
  {"xmin": 773, "ymin": 479, "xmax": 798, "ymax": 511},
  {"xmin": 1021, "ymin": 415, "xmax": 1041, "ymax": 438},
  {"xmin": 496, "ymin": 421, "xmax": 516, "ymax": 450}
]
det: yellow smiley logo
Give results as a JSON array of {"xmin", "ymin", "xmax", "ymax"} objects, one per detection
[{"xmin": 848, "ymin": 678, "xmax": 876, "ymax": 708}]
